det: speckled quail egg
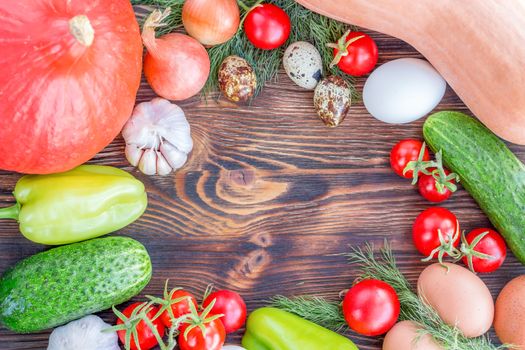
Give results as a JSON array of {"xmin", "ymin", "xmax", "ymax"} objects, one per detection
[
  {"xmin": 313, "ymin": 75, "xmax": 351, "ymax": 127},
  {"xmin": 218, "ymin": 55, "xmax": 257, "ymax": 102},
  {"xmin": 283, "ymin": 41, "xmax": 323, "ymax": 89}
]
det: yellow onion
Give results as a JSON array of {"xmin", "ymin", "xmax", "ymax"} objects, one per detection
[{"xmin": 182, "ymin": 0, "xmax": 240, "ymax": 46}]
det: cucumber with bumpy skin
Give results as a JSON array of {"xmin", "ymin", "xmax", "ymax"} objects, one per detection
[
  {"xmin": 0, "ymin": 236, "xmax": 151, "ymax": 333},
  {"xmin": 423, "ymin": 111, "xmax": 525, "ymax": 264}
]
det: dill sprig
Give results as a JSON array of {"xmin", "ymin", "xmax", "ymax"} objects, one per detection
[
  {"xmin": 272, "ymin": 242, "xmax": 507, "ymax": 350},
  {"xmin": 271, "ymin": 295, "xmax": 347, "ymax": 332},
  {"xmin": 131, "ymin": 0, "xmax": 357, "ymax": 97}
]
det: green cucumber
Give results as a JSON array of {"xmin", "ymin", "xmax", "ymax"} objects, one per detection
[
  {"xmin": 0, "ymin": 236, "xmax": 151, "ymax": 333},
  {"xmin": 423, "ymin": 111, "xmax": 525, "ymax": 264}
]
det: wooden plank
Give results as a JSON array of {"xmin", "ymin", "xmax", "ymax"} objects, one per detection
[{"xmin": 0, "ymin": 21, "xmax": 522, "ymax": 350}]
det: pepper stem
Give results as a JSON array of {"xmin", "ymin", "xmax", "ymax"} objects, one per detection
[{"xmin": 0, "ymin": 203, "xmax": 20, "ymax": 221}]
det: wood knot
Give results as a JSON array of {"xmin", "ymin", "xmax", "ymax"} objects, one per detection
[
  {"xmin": 215, "ymin": 168, "xmax": 288, "ymax": 207},
  {"xmin": 229, "ymin": 169, "xmax": 255, "ymax": 186},
  {"xmin": 226, "ymin": 249, "xmax": 271, "ymax": 289},
  {"xmin": 249, "ymin": 231, "xmax": 273, "ymax": 248}
]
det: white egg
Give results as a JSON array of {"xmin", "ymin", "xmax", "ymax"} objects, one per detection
[
  {"xmin": 363, "ymin": 58, "xmax": 446, "ymax": 124},
  {"xmin": 222, "ymin": 346, "xmax": 246, "ymax": 350},
  {"xmin": 283, "ymin": 41, "xmax": 323, "ymax": 90}
]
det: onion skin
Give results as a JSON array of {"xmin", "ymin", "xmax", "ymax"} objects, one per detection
[
  {"xmin": 182, "ymin": 0, "xmax": 240, "ymax": 46},
  {"xmin": 142, "ymin": 10, "xmax": 210, "ymax": 101},
  {"xmin": 143, "ymin": 33, "xmax": 210, "ymax": 101}
]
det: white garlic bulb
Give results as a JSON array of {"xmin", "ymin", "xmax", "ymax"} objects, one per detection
[
  {"xmin": 122, "ymin": 98, "xmax": 193, "ymax": 175},
  {"xmin": 47, "ymin": 315, "xmax": 119, "ymax": 350}
]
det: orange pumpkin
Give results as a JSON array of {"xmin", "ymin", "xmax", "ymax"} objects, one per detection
[{"xmin": 0, "ymin": 0, "xmax": 143, "ymax": 174}]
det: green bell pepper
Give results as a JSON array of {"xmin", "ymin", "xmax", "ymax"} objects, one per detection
[
  {"xmin": 242, "ymin": 307, "xmax": 359, "ymax": 350},
  {"xmin": 0, "ymin": 165, "xmax": 147, "ymax": 245}
]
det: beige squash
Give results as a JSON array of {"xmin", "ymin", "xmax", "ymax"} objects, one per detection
[{"xmin": 296, "ymin": 0, "xmax": 525, "ymax": 144}]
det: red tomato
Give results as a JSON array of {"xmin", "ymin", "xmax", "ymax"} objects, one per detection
[
  {"xmin": 461, "ymin": 228, "xmax": 507, "ymax": 273},
  {"xmin": 342, "ymin": 279, "xmax": 400, "ymax": 336},
  {"xmin": 244, "ymin": 4, "xmax": 291, "ymax": 50},
  {"xmin": 329, "ymin": 31, "xmax": 378, "ymax": 76},
  {"xmin": 413, "ymin": 207, "xmax": 460, "ymax": 260},
  {"xmin": 117, "ymin": 303, "xmax": 165, "ymax": 350},
  {"xmin": 202, "ymin": 290, "xmax": 247, "ymax": 333},
  {"xmin": 390, "ymin": 139, "xmax": 430, "ymax": 178},
  {"xmin": 178, "ymin": 317, "xmax": 226, "ymax": 350},
  {"xmin": 418, "ymin": 168, "xmax": 455, "ymax": 203},
  {"xmin": 160, "ymin": 290, "xmax": 198, "ymax": 328}
]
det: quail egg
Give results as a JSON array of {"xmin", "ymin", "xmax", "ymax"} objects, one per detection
[
  {"xmin": 218, "ymin": 55, "xmax": 257, "ymax": 102},
  {"xmin": 313, "ymin": 75, "xmax": 351, "ymax": 127},
  {"xmin": 283, "ymin": 41, "xmax": 323, "ymax": 89}
]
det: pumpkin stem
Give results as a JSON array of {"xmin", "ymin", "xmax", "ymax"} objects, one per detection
[{"xmin": 69, "ymin": 15, "xmax": 95, "ymax": 47}]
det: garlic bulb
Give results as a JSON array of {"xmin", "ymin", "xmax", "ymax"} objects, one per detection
[
  {"xmin": 122, "ymin": 98, "xmax": 193, "ymax": 175},
  {"xmin": 47, "ymin": 315, "xmax": 119, "ymax": 350}
]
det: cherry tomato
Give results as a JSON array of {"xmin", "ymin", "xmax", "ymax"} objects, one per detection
[
  {"xmin": 244, "ymin": 4, "xmax": 291, "ymax": 50},
  {"xmin": 202, "ymin": 290, "xmax": 247, "ymax": 333},
  {"xmin": 178, "ymin": 317, "xmax": 226, "ymax": 350},
  {"xmin": 413, "ymin": 207, "xmax": 460, "ymax": 260},
  {"xmin": 418, "ymin": 168, "xmax": 455, "ymax": 203},
  {"xmin": 160, "ymin": 289, "xmax": 198, "ymax": 328},
  {"xmin": 117, "ymin": 303, "xmax": 165, "ymax": 350},
  {"xmin": 390, "ymin": 139, "xmax": 430, "ymax": 179},
  {"xmin": 342, "ymin": 279, "xmax": 400, "ymax": 336},
  {"xmin": 461, "ymin": 228, "xmax": 507, "ymax": 273},
  {"xmin": 329, "ymin": 31, "xmax": 378, "ymax": 76}
]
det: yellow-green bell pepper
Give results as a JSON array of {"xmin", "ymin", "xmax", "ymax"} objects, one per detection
[
  {"xmin": 0, "ymin": 165, "xmax": 147, "ymax": 245},
  {"xmin": 242, "ymin": 307, "xmax": 359, "ymax": 350}
]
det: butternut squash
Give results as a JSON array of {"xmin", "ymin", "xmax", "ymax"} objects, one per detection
[{"xmin": 296, "ymin": 0, "xmax": 525, "ymax": 145}]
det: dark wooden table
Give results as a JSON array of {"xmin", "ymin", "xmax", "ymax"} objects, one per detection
[{"xmin": 2, "ymin": 15, "xmax": 524, "ymax": 350}]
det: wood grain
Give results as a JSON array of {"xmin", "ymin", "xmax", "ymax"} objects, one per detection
[{"xmin": 1, "ymin": 12, "xmax": 524, "ymax": 350}]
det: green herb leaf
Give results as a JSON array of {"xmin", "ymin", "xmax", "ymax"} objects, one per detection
[
  {"xmin": 270, "ymin": 295, "xmax": 347, "ymax": 332},
  {"xmin": 131, "ymin": 0, "xmax": 357, "ymax": 98},
  {"xmin": 273, "ymin": 242, "xmax": 507, "ymax": 350}
]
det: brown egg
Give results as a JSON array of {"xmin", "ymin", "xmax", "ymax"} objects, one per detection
[
  {"xmin": 495, "ymin": 275, "xmax": 525, "ymax": 348},
  {"xmin": 417, "ymin": 263, "xmax": 494, "ymax": 338},
  {"xmin": 313, "ymin": 75, "xmax": 351, "ymax": 127},
  {"xmin": 383, "ymin": 321, "xmax": 444, "ymax": 350},
  {"xmin": 218, "ymin": 55, "xmax": 257, "ymax": 102}
]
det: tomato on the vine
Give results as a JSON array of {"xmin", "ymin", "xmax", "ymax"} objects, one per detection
[
  {"xmin": 117, "ymin": 303, "xmax": 165, "ymax": 350},
  {"xmin": 390, "ymin": 139, "xmax": 430, "ymax": 179},
  {"xmin": 244, "ymin": 3, "xmax": 291, "ymax": 50},
  {"xmin": 178, "ymin": 317, "xmax": 226, "ymax": 350},
  {"xmin": 160, "ymin": 289, "xmax": 198, "ymax": 328},
  {"xmin": 461, "ymin": 228, "xmax": 507, "ymax": 273},
  {"xmin": 328, "ymin": 31, "xmax": 378, "ymax": 76},
  {"xmin": 418, "ymin": 168, "xmax": 455, "ymax": 203},
  {"xmin": 413, "ymin": 207, "xmax": 460, "ymax": 261},
  {"xmin": 342, "ymin": 279, "xmax": 400, "ymax": 336},
  {"xmin": 202, "ymin": 290, "xmax": 247, "ymax": 333}
]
